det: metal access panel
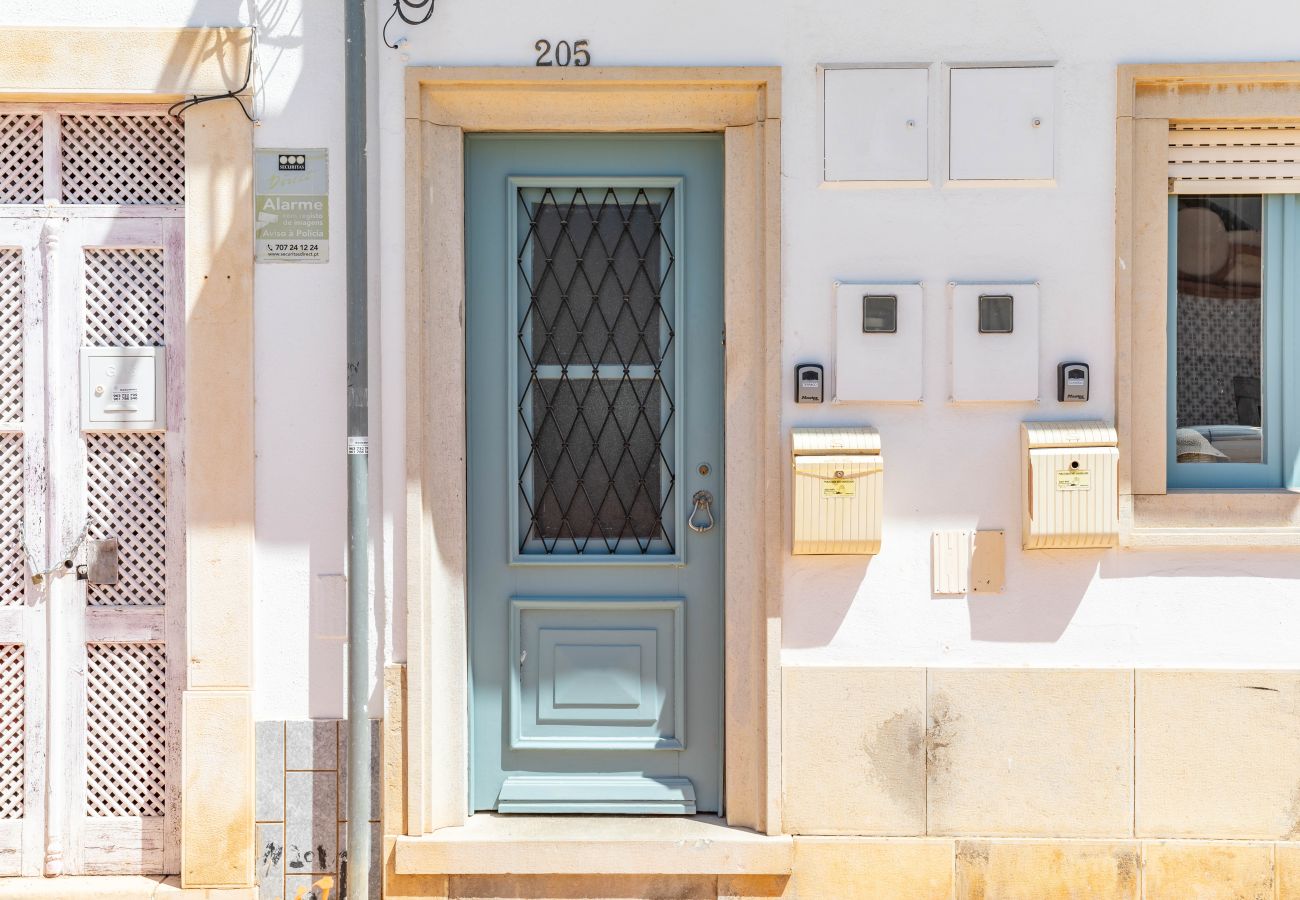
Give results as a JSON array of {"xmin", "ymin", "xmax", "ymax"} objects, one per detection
[
  {"xmin": 834, "ymin": 282, "xmax": 923, "ymax": 402},
  {"xmin": 824, "ymin": 67, "xmax": 930, "ymax": 182},
  {"xmin": 949, "ymin": 66, "xmax": 1055, "ymax": 181},
  {"xmin": 950, "ymin": 282, "xmax": 1040, "ymax": 402}
]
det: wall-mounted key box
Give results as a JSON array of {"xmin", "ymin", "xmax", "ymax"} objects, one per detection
[
  {"xmin": 791, "ymin": 427, "xmax": 883, "ymax": 555},
  {"xmin": 1021, "ymin": 421, "xmax": 1118, "ymax": 549},
  {"xmin": 81, "ymin": 346, "xmax": 166, "ymax": 431}
]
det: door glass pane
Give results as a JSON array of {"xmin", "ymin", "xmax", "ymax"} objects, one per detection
[
  {"xmin": 516, "ymin": 186, "xmax": 676, "ymax": 555},
  {"xmin": 1173, "ymin": 195, "xmax": 1264, "ymax": 464}
]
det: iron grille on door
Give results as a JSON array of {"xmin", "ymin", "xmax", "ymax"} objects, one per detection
[
  {"xmin": 84, "ymin": 433, "xmax": 166, "ymax": 607},
  {"xmin": 84, "ymin": 643, "xmax": 166, "ymax": 818},
  {"xmin": 83, "ymin": 249, "xmax": 166, "ymax": 346},
  {"xmin": 0, "ymin": 117, "xmax": 42, "ymax": 206},
  {"xmin": 0, "ymin": 109, "xmax": 184, "ymax": 207},
  {"xmin": 60, "ymin": 115, "xmax": 184, "ymax": 206},
  {"xmin": 0, "ymin": 435, "xmax": 23, "ymax": 608},
  {"xmin": 0, "ymin": 250, "xmax": 23, "ymax": 425},
  {"xmin": 0, "ymin": 644, "xmax": 23, "ymax": 821},
  {"xmin": 516, "ymin": 186, "xmax": 678, "ymax": 555}
]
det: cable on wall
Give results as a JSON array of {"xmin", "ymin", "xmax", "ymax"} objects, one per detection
[
  {"xmin": 384, "ymin": 0, "xmax": 436, "ymax": 49},
  {"xmin": 168, "ymin": 27, "xmax": 259, "ymax": 124}
]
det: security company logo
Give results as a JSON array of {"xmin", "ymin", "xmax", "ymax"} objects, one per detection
[{"xmin": 277, "ymin": 154, "xmax": 307, "ymax": 171}]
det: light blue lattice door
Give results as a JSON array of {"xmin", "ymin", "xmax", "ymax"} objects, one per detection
[{"xmin": 465, "ymin": 134, "xmax": 724, "ymax": 814}]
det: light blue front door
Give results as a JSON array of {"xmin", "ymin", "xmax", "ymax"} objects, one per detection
[{"xmin": 465, "ymin": 134, "xmax": 725, "ymax": 814}]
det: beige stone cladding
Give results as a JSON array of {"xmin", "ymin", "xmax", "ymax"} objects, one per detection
[
  {"xmin": 782, "ymin": 668, "xmax": 926, "ymax": 835},
  {"xmin": 374, "ymin": 840, "xmax": 1300, "ymax": 899},
  {"xmin": 1137, "ymin": 671, "xmax": 1300, "ymax": 839}
]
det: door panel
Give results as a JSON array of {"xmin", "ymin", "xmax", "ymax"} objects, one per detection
[
  {"xmin": 511, "ymin": 598, "xmax": 683, "ymax": 749},
  {"xmin": 466, "ymin": 135, "xmax": 724, "ymax": 814},
  {"xmin": 0, "ymin": 217, "xmax": 46, "ymax": 876},
  {"xmin": 57, "ymin": 216, "xmax": 182, "ymax": 875}
]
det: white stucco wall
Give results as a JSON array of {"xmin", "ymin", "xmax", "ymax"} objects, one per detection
[{"xmin": 12, "ymin": 0, "xmax": 1300, "ymax": 718}]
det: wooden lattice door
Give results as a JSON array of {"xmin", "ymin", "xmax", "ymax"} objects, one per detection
[{"xmin": 0, "ymin": 108, "xmax": 184, "ymax": 877}]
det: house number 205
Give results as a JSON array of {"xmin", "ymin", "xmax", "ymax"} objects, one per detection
[{"xmin": 534, "ymin": 39, "xmax": 591, "ymax": 67}]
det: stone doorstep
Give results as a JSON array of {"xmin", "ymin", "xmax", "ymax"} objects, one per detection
[
  {"xmin": 0, "ymin": 875, "xmax": 255, "ymax": 899},
  {"xmin": 395, "ymin": 814, "xmax": 794, "ymax": 876}
]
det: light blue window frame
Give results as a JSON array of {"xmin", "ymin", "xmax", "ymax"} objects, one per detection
[{"xmin": 1167, "ymin": 194, "xmax": 1299, "ymax": 490}]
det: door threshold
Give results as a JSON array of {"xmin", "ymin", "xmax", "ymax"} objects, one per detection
[
  {"xmin": 498, "ymin": 774, "xmax": 696, "ymax": 814},
  {"xmin": 394, "ymin": 813, "xmax": 793, "ymax": 876}
]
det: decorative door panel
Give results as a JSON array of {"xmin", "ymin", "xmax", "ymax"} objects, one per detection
[
  {"xmin": 0, "ymin": 218, "xmax": 46, "ymax": 876},
  {"xmin": 510, "ymin": 598, "xmax": 683, "ymax": 749},
  {"xmin": 55, "ymin": 216, "xmax": 182, "ymax": 876},
  {"xmin": 466, "ymin": 135, "xmax": 724, "ymax": 815}
]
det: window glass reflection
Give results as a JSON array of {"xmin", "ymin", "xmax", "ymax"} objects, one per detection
[{"xmin": 1174, "ymin": 195, "xmax": 1264, "ymax": 464}]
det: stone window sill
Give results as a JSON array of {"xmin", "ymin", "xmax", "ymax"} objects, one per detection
[
  {"xmin": 394, "ymin": 814, "xmax": 794, "ymax": 876},
  {"xmin": 1123, "ymin": 491, "xmax": 1300, "ymax": 547}
]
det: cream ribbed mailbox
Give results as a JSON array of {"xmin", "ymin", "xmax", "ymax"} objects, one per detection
[
  {"xmin": 791, "ymin": 427, "xmax": 883, "ymax": 555},
  {"xmin": 1021, "ymin": 421, "xmax": 1119, "ymax": 549}
]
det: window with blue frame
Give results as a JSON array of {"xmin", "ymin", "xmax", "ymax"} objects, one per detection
[{"xmin": 1168, "ymin": 194, "xmax": 1299, "ymax": 489}]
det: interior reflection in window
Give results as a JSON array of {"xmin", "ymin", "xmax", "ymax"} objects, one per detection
[{"xmin": 1174, "ymin": 195, "xmax": 1264, "ymax": 464}]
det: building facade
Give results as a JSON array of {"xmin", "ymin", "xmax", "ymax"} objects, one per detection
[{"xmin": 0, "ymin": 2, "xmax": 1299, "ymax": 898}]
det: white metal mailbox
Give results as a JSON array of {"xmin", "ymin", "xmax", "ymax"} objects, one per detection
[
  {"xmin": 791, "ymin": 427, "xmax": 883, "ymax": 555},
  {"xmin": 81, "ymin": 346, "xmax": 166, "ymax": 431},
  {"xmin": 1021, "ymin": 421, "xmax": 1119, "ymax": 549}
]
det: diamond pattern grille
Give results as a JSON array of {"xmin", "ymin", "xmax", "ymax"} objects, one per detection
[
  {"xmin": 0, "ymin": 435, "xmax": 23, "ymax": 608},
  {"xmin": 0, "ymin": 250, "xmax": 22, "ymax": 423},
  {"xmin": 85, "ymin": 642, "xmax": 166, "ymax": 817},
  {"xmin": 86, "ymin": 433, "xmax": 166, "ymax": 606},
  {"xmin": 0, "ymin": 115, "xmax": 43, "ymax": 204},
  {"xmin": 60, "ymin": 114, "xmax": 184, "ymax": 205},
  {"xmin": 84, "ymin": 248, "xmax": 165, "ymax": 346},
  {"xmin": 517, "ymin": 186, "xmax": 676, "ymax": 554}
]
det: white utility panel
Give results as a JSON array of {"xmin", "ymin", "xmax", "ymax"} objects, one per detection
[
  {"xmin": 834, "ymin": 282, "xmax": 923, "ymax": 402},
  {"xmin": 950, "ymin": 283, "xmax": 1039, "ymax": 402},
  {"xmin": 949, "ymin": 66, "xmax": 1054, "ymax": 180},
  {"xmin": 81, "ymin": 346, "xmax": 166, "ymax": 431},
  {"xmin": 824, "ymin": 67, "xmax": 929, "ymax": 182}
]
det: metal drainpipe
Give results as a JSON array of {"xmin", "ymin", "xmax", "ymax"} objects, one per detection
[{"xmin": 344, "ymin": 0, "xmax": 372, "ymax": 896}]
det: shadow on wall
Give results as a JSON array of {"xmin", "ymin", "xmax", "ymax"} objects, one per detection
[
  {"xmin": 966, "ymin": 553, "xmax": 1096, "ymax": 643},
  {"xmin": 782, "ymin": 556, "xmax": 870, "ymax": 649}
]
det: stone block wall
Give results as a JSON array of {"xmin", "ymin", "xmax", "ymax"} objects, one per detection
[
  {"xmin": 255, "ymin": 719, "xmax": 381, "ymax": 900},
  {"xmin": 778, "ymin": 666, "xmax": 1300, "ymax": 899}
]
